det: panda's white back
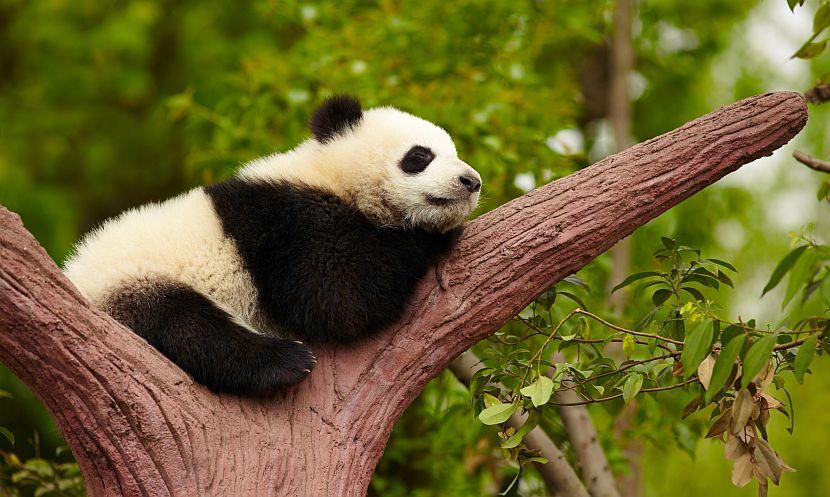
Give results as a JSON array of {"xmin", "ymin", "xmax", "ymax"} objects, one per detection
[{"xmin": 63, "ymin": 188, "xmax": 260, "ymax": 327}]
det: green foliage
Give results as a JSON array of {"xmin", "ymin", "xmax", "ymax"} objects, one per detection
[
  {"xmin": 469, "ymin": 239, "xmax": 828, "ymax": 494},
  {"xmin": 0, "ymin": 449, "xmax": 84, "ymax": 497},
  {"xmin": 792, "ymin": 1, "xmax": 830, "ymax": 59}
]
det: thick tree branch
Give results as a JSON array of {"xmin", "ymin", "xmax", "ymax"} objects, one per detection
[
  {"xmin": 0, "ymin": 92, "xmax": 807, "ymax": 497},
  {"xmin": 449, "ymin": 351, "xmax": 590, "ymax": 497}
]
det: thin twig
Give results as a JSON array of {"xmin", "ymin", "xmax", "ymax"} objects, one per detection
[
  {"xmin": 548, "ymin": 377, "xmax": 699, "ymax": 407},
  {"xmin": 794, "ymin": 150, "xmax": 830, "ymax": 173}
]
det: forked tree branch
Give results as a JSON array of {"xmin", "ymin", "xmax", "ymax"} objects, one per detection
[{"xmin": 0, "ymin": 92, "xmax": 807, "ymax": 497}]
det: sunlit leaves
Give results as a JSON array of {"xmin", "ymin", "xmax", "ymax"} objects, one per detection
[
  {"xmin": 520, "ymin": 375, "xmax": 555, "ymax": 407},
  {"xmin": 622, "ymin": 373, "xmax": 643, "ymax": 403},
  {"xmin": 478, "ymin": 402, "xmax": 517, "ymax": 425},
  {"xmin": 622, "ymin": 334, "xmax": 636, "ymax": 358}
]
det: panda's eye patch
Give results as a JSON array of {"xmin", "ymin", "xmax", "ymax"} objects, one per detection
[{"xmin": 399, "ymin": 146, "xmax": 435, "ymax": 174}]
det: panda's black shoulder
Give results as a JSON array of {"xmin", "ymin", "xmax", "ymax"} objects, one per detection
[{"xmin": 204, "ymin": 177, "xmax": 458, "ymax": 343}]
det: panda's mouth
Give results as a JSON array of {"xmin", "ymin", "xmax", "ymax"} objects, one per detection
[{"xmin": 425, "ymin": 194, "xmax": 457, "ymax": 207}]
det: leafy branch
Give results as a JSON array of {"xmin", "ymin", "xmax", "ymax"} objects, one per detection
[{"xmin": 465, "ymin": 237, "xmax": 828, "ymax": 496}]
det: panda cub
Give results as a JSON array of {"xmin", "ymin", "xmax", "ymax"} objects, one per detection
[{"xmin": 64, "ymin": 95, "xmax": 481, "ymax": 395}]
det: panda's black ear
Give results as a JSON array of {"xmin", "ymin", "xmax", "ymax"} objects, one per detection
[{"xmin": 310, "ymin": 94, "xmax": 363, "ymax": 143}]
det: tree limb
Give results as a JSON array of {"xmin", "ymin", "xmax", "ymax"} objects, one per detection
[{"xmin": 0, "ymin": 92, "xmax": 807, "ymax": 496}]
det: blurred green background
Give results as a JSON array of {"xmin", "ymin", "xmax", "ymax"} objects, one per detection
[{"xmin": 1, "ymin": 0, "xmax": 829, "ymax": 496}]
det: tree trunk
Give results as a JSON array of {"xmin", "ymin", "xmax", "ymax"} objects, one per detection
[{"xmin": 0, "ymin": 92, "xmax": 806, "ymax": 497}]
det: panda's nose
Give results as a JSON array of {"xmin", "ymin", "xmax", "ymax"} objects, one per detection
[{"xmin": 459, "ymin": 174, "xmax": 481, "ymax": 193}]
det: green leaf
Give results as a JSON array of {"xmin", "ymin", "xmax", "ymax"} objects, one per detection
[
  {"xmin": 563, "ymin": 275, "xmax": 591, "ymax": 293},
  {"xmin": 716, "ymin": 270, "xmax": 733, "ymax": 288},
  {"xmin": 762, "ymin": 246, "xmax": 808, "ymax": 295},
  {"xmin": 661, "ymin": 236, "xmax": 677, "ymax": 249},
  {"xmin": 794, "ymin": 334, "xmax": 819, "ymax": 384},
  {"xmin": 818, "ymin": 180, "xmax": 830, "ymax": 201},
  {"xmin": 520, "ymin": 376, "xmax": 555, "ymax": 407},
  {"xmin": 558, "ymin": 291, "xmax": 588, "ymax": 310},
  {"xmin": 0, "ymin": 427, "xmax": 14, "ymax": 446},
  {"xmin": 783, "ymin": 250, "xmax": 817, "ymax": 308},
  {"xmin": 794, "ymin": 40, "xmax": 828, "ymax": 59},
  {"xmin": 815, "ymin": 2, "xmax": 830, "ymax": 34},
  {"xmin": 681, "ymin": 286, "xmax": 706, "ymax": 302},
  {"xmin": 741, "ymin": 334, "xmax": 778, "ymax": 389},
  {"xmin": 706, "ymin": 258, "xmax": 737, "ymax": 272},
  {"xmin": 483, "ymin": 393, "xmax": 501, "ymax": 409},
  {"xmin": 502, "ymin": 412, "xmax": 539, "ymax": 449},
  {"xmin": 652, "ymin": 288, "xmax": 672, "ymax": 307},
  {"xmin": 622, "ymin": 373, "xmax": 643, "ymax": 403},
  {"xmin": 705, "ymin": 335, "xmax": 744, "ymax": 403},
  {"xmin": 681, "ymin": 321, "xmax": 714, "ymax": 379},
  {"xmin": 622, "ymin": 334, "xmax": 636, "ymax": 358},
  {"xmin": 788, "ymin": 0, "xmax": 806, "ymax": 11},
  {"xmin": 499, "ymin": 468, "xmax": 522, "ymax": 496},
  {"xmin": 478, "ymin": 402, "xmax": 517, "ymax": 425},
  {"xmin": 612, "ymin": 272, "xmax": 661, "ymax": 293}
]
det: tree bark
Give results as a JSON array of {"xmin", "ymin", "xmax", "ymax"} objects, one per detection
[{"xmin": 0, "ymin": 92, "xmax": 806, "ymax": 497}]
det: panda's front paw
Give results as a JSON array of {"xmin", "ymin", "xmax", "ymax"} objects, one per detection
[{"xmin": 264, "ymin": 338, "xmax": 317, "ymax": 387}]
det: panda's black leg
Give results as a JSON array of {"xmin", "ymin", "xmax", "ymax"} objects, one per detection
[{"xmin": 104, "ymin": 279, "xmax": 316, "ymax": 395}]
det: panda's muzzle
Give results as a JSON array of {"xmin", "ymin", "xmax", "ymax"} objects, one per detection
[{"xmin": 425, "ymin": 194, "xmax": 456, "ymax": 206}]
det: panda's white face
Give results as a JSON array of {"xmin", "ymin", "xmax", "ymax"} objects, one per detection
[
  {"xmin": 345, "ymin": 107, "xmax": 480, "ymax": 232},
  {"xmin": 308, "ymin": 101, "xmax": 481, "ymax": 232}
]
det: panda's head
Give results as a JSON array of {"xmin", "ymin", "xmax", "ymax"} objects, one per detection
[{"xmin": 306, "ymin": 95, "xmax": 481, "ymax": 233}]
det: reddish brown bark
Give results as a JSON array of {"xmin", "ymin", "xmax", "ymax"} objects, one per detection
[{"xmin": 0, "ymin": 92, "xmax": 807, "ymax": 497}]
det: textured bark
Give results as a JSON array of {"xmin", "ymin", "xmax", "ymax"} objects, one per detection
[{"xmin": 0, "ymin": 92, "xmax": 807, "ymax": 497}]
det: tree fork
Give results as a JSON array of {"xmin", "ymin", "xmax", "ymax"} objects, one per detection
[{"xmin": 0, "ymin": 92, "xmax": 807, "ymax": 496}]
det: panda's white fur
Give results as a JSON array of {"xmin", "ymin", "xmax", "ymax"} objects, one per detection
[
  {"xmin": 64, "ymin": 190, "xmax": 262, "ymax": 325},
  {"xmin": 63, "ymin": 95, "xmax": 481, "ymax": 395}
]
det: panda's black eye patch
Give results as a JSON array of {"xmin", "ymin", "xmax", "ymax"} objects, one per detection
[{"xmin": 399, "ymin": 146, "xmax": 435, "ymax": 174}]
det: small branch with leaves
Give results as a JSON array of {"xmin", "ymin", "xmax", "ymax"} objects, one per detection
[{"xmin": 466, "ymin": 238, "xmax": 828, "ymax": 496}]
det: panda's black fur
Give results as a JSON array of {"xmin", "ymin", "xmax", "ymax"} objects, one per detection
[
  {"xmin": 205, "ymin": 178, "xmax": 459, "ymax": 344},
  {"xmin": 309, "ymin": 94, "xmax": 364, "ymax": 143}
]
